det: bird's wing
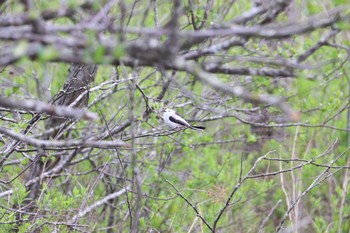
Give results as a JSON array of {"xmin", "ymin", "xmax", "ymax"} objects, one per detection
[{"xmin": 169, "ymin": 115, "xmax": 189, "ymax": 127}]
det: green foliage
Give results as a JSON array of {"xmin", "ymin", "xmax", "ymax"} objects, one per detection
[
  {"xmin": 38, "ymin": 46, "xmax": 59, "ymax": 62},
  {"xmin": 35, "ymin": 0, "xmax": 61, "ymax": 11},
  {"xmin": 335, "ymin": 20, "xmax": 350, "ymax": 30},
  {"xmin": 28, "ymin": 8, "xmax": 41, "ymax": 19},
  {"xmin": 1, "ymin": 0, "xmax": 350, "ymax": 232},
  {"xmin": 5, "ymin": 85, "xmax": 20, "ymax": 97},
  {"xmin": 113, "ymin": 44, "xmax": 125, "ymax": 59},
  {"xmin": 67, "ymin": 0, "xmax": 86, "ymax": 9},
  {"xmin": 13, "ymin": 41, "xmax": 29, "ymax": 58},
  {"xmin": 11, "ymin": 181, "xmax": 29, "ymax": 205},
  {"xmin": 17, "ymin": 222, "xmax": 32, "ymax": 233},
  {"xmin": 306, "ymin": 1, "xmax": 323, "ymax": 15},
  {"xmin": 296, "ymin": 78, "xmax": 317, "ymax": 98},
  {"xmin": 93, "ymin": 44, "xmax": 106, "ymax": 63},
  {"xmin": 335, "ymin": 0, "xmax": 348, "ymax": 6}
]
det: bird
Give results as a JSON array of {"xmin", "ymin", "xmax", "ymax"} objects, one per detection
[{"xmin": 163, "ymin": 108, "xmax": 205, "ymax": 131}]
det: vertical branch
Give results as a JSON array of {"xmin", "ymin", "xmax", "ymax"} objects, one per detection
[
  {"xmin": 163, "ymin": 0, "xmax": 182, "ymax": 55},
  {"xmin": 279, "ymin": 150, "xmax": 292, "ymax": 231},
  {"xmin": 153, "ymin": 0, "xmax": 159, "ymax": 29},
  {"xmin": 337, "ymin": 70, "xmax": 350, "ymax": 233},
  {"xmin": 290, "ymin": 126, "xmax": 300, "ymax": 233},
  {"xmin": 129, "ymin": 72, "xmax": 142, "ymax": 233}
]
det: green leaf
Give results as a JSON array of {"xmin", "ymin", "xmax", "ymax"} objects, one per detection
[
  {"xmin": 67, "ymin": 0, "xmax": 82, "ymax": 8},
  {"xmin": 11, "ymin": 181, "xmax": 29, "ymax": 205},
  {"xmin": 92, "ymin": 0, "xmax": 102, "ymax": 11},
  {"xmin": 306, "ymin": 2, "xmax": 322, "ymax": 14},
  {"xmin": 18, "ymin": 223, "xmax": 32, "ymax": 233},
  {"xmin": 12, "ymin": 86, "xmax": 20, "ymax": 93},
  {"xmin": 113, "ymin": 44, "xmax": 125, "ymax": 59},
  {"xmin": 334, "ymin": 20, "xmax": 350, "ymax": 30},
  {"xmin": 38, "ymin": 46, "xmax": 59, "ymax": 61},
  {"xmin": 247, "ymin": 134, "xmax": 257, "ymax": 143},
  {"xmin": 297, "ymin": 78, "xmax": 317, "ymax": 98},
  {"xmin": 6, "ymin": 86, "xmax": 20, "ymax": 96},
  {"xmin": 150, "ymin": 213, "xmax": 163, "ymax": 228},
  {"xmin": 335, "ymin": 0, "xmax": 348, "ymax": 6},
  {"xmin": 93, "ymin": 44, "xmax": 105, "ymax": 63},
  {"xmin": 28, "ymin": 9, "xmax": 40, "ymax": 19}
]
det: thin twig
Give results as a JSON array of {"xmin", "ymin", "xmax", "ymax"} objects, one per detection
[
  {"xmin": 164, "ymin": 178, "xmax": 214, "ymax": 232},
  {"xmin": 213, "ymin": 151, "xmax": 276, "ymax": 231}
]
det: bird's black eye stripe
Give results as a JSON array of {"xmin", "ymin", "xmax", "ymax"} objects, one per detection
[{"xmin": 169, "ymin": 116, "xmax": 187, "ymax": 126}]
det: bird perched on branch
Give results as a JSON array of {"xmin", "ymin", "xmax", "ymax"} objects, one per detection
[{"xmin": 163, "ymin": 109, "xmax": 205, "ymax": 131}]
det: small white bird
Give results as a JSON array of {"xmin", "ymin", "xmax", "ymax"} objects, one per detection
[{"xmin": 163, "ymin": 109, "xmax": 205, "ymax": 131}]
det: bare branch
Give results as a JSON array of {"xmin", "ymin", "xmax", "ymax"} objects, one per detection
[
  {"xmin": 68, "ymin": 187, "xmax": 130, "ymax": 225},
  {"xmin": 164, "ymin": 178, "xmax": 213, "ymax": 232},
  {"xmin": 204, "ymin": 65, "xmax": 294, "ymax": 78},
  {"xmin": 213, "ymin": 151, "xmax": 276, "ymax": 231},
  {"xmin": 0, "ymin": 96, "xmax": 97, "ymax": 121},
  {"xmin": 258, "ymin": 200, "xmax": 282, "ymax": 233},
  {"xmin": 173, "ymin": 57, "xmax": 300, "ymax": 121},
  {"xmin": 186, "ymin": 8, "xmax": 341, "ymax": 39},
  {"xmin": 0, "ymin": 127, "xmax": 130, "ymax": 149}
]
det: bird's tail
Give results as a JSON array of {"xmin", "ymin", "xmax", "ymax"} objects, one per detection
[{"xmin": 190, "ymin": 125, "xmax": 206, "ymax": 131}]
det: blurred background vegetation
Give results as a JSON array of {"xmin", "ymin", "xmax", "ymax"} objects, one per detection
[{"xmin": 0, "ymin": 0, "xmax": 350, "ymax": 232}]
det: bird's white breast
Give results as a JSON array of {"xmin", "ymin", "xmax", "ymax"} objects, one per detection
[
  {"xmin": 163, "ymin": 110, "xmax": 191, "ymax": 129},
  {"xmin": 163, "ymin": 111, "xmax": 178, "ymax": 129}
]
